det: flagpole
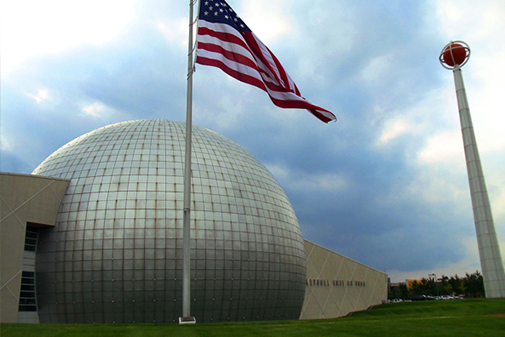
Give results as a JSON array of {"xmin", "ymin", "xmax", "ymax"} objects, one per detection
[{"xmin": 180, "ymin": 0, "xmax": 197, "ymax": 324}]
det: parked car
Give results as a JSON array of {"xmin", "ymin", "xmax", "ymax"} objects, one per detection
[{"xmin": 411, "ymin": 295, "xmax": 428, "ymax": 301}]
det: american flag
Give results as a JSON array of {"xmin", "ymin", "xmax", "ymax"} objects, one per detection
[{"xmin": 195, "ymin": 0, "xmax": 336, "ymax": 123}]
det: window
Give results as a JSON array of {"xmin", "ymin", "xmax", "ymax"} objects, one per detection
[
  {"xmin": 24, "ymin": 227, "xmax": 39, "ymax": 251},
  {"xmin": 19, "ymin": 271, "xmax": 37, "ymax": 312}
]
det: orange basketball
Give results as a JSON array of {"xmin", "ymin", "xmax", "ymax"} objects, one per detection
[{"xmin": 443, "ymin": 43, "xmax": 466, "ymax": 66}]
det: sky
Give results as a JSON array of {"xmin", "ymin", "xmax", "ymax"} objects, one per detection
[{"xmin": 1, "ymin": 0, "xmax": 505, "ymax": 283}]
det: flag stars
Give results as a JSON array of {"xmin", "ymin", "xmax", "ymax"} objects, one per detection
[
  {"xmin": 199, "ymin": 1, "xmax": 249, "ymax": 34},
  {"xmin": 197, "ymin": 0, "xmax": 336, "ymax": 123}
]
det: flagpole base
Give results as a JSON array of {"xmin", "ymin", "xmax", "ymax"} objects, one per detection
[{"xmin": 179, "ymin": 317, "xmax": 197, "ymax": 324}]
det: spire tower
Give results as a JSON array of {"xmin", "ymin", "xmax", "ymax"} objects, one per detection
[{"xmin": 440, "ymin": 41, "xmax": 505, "ymax": 298}]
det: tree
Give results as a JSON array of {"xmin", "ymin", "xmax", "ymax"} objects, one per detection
[
  {"xmin": 398, "ymin": 283, "xmax": 409, "ymax": 300},
  {"xmin": 442, "ymin": 284, "xmax": 453, "ymax": 295},
  {"xmin": 464, "ymin": 271, "xmax": 484, "ymax": 298},
  {"xmin": 439, "ymin": 275, "xmax": 449, "ymax": 295},
  {"xmin": 449, "ymin": 275, "xmax": 462, "ymax": 294},
  {"xmin": 391, "ymin": 270, "xmax": 485, "ymax": 301},
  {"xmin": 459, "ymin": 280, "xmax": 467, "ymax": 295}
]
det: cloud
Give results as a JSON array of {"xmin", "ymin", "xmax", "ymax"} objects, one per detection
[
  {"xmin": 417, "ymin": 130, "xmax": 463, "ymax": 163},
  {"xmin": 435, "ymin": 0, "xmax": 505, "ymax": 40},
  {"xmin": 360, "ymin": 54, "xmax": 395, "ymax": 84},
  {"xmin": 0, "ymin": 133, "xmax": 12, "ymax": 152},
  {"xmin": 389, "ymin": 235, "xmax": 482, "ymax": 282},
  {"xmin": 82, "ymin": 102, "xmax": 103, "ymax": 117},
  {"xmin": 434, "ymin": 0, "xmax": 505, "ymax": 154},
  {"xmin": 0, "ymin": 151, "xmax": 33, "ymax": 173},
  {"xmin": 240, "ymin": 0, "xmax": 291, "ymax": 42},
  {"xmin": 267, "ymin": 164, "xmax": 348, "ymax": 193},
  {"xmin": 378, "ymin": 117, "xmax": 422, "ymax": 145},
  {"xmin": 156, "ymin": 19, "xmax": 188, "ymax": 49},
  {"xmin": 81, "ymin": 102, "xmax": 118, "ymax": 119},
  {"xmin": 27, "ymin": 89, "xmax": 50, "ymax": 103},
  {"xmin": 2, "ymin": 0, "xmax": 505, "ymax": 284},
  {"xmin": 23, "ymin": 87, "xmax": 62, "ymax": 110},
  {"xmin": 0, "ymin": 0, "xmax": 136, "ymax": 76}
]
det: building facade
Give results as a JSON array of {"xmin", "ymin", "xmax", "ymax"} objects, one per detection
[
  {"xmin": 301, "ymin": 240, "xmax": 387, "ymax": 319},
  {"xmin": 0, "ymin": 173, "xmax": 70, "ymax": 323},
  {"xmin": 0, "ymin": 119, "xmax": 387, "ymax": 323}
]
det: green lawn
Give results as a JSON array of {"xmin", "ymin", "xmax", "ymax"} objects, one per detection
[{"xmin": 2, "ymin": 298, "xmax": 504, "ymax": 337}]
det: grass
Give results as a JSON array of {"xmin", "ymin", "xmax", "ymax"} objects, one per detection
[{"xmin": 2, "ymin": 298, "xmax": 504, "ymax": 337}]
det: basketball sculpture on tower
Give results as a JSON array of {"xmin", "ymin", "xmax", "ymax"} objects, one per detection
[
  {"xmin": 440, "ymin": 41, "xmax": 469, "ymax": 68},
  {"xmin": 439, "ymin": 41, "xmax": 505, "ymax": 298}
]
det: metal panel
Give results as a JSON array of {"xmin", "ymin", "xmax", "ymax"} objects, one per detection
[{"xmin": 33, "ymin": 120, "xmax": 306, "ymax": 323}]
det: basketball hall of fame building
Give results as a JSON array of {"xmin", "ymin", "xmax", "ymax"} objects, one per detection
[{"xmin": 1, "ymin": 119, "xmax": 387, "ymax": 323}]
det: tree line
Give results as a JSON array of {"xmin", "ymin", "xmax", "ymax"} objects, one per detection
[{"xmin": 389, "ymin": 271, "xmax": 485, "ymax": 300}]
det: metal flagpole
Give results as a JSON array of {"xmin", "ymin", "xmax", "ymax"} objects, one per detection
[{"xmin": 179, "ymin": 0, "xmax": 197, "ymax": 324}]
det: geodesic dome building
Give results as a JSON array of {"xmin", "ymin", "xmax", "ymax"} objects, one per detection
[
  {"xmin": 29, "ymin": 119, "xmax": 307, "ymax": 323},
  {"xmin": 1, "ymin": 119, "xmax": 389, "ymax": 325}
]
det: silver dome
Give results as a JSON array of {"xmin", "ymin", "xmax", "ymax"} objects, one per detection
[{"xmin": 32, "ymin": 119, "xmax": 306, "ymax": 323}]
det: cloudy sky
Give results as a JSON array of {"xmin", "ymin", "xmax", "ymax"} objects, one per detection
[{"xmin": 2, "ymin": 0, "xmax": 505, "ymax": 283}]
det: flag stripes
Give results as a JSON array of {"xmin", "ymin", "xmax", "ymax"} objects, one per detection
[{"xmin": 196, "ymin": 0, "xmax": 336, "ymax": 123}]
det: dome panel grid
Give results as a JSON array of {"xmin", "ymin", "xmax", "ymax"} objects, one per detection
[{"xmin": 33, "ymin": 119, "xmax": 306, "ymax": 323}]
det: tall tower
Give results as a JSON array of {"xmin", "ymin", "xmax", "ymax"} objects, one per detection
[{"xmin": 439, "ymin": 41, "xmax": 505, "ymax": 298}]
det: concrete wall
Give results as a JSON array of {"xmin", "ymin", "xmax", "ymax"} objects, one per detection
[
  {"xmin": 300, "ymin": 240, "xmax": 388, "ymax": 319},
  {"xmin": 0, "ymin": 173, "xmax": 69, "ymax": 323}
]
